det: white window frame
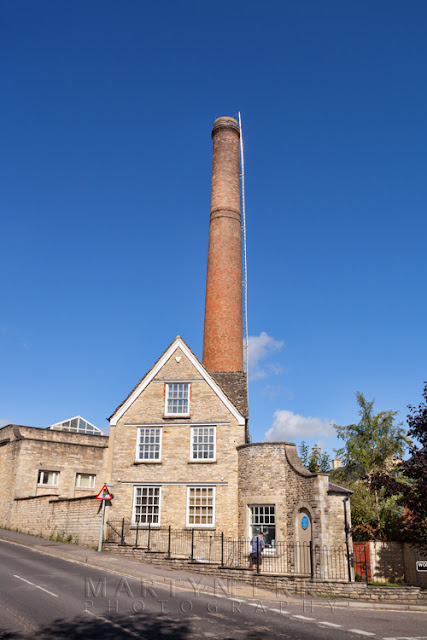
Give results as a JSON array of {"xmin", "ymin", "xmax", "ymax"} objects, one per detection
[
  {"xmin": 132, "ymin": 486, "xmax": 161, "ymax": 526},
  {"xmin": 136, "ymin": 427, "xmax": 162, "ymax": 461},
  {"xmin": 190, "ymin": 426, "xmax": 216, "ymax": 461},
  {"xmin": 37, "ymin": 470, "xmax": 59, "ymax": 487},
  {"xmin": 165, "ymin": 382, "xmax": 190, "ymax": 417},
  {"xmin": 249, "ymin": 504, "xmax": 276, "ymax": 548},
  {"xmin": 75, "ymin": 473, "xmax": 96, "ymax": 489},
  {"xmin": 186, "ymin": 486, "xmax": 216, "ymax": 528}
]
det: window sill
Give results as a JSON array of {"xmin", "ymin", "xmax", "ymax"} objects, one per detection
[
  {"xmin": 188, "ymin": 460, "xmax": 217, "ymax": 464},
  {"xmin": 37, "ymin": 484, "xmax": 59, "ymax": 489},
  {"xmin": 184, "ymin": 526, "xmax": 216, "ymax": 531},
  {"xmin": 130, "ymin": 524, "xmax": 161, "ymax": 529},
  {"xmin": 133, "ymin": 460, "xmax": 162, "ymax": 465},
  {"xmin": 163, "ymin": 414, "xmax": 190, "ymax": 419},
  {"xmin": 75, "ymin": 486, "xmax": 96, "ymax": 491}
]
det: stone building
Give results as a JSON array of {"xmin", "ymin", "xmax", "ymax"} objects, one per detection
[
  {"xmin": 0, "ymin": 116, "xmax": 351, "ymax": 551},
  {"xmin": 0, "ymin": 422, "xmax": 109, "ymax": 533}
]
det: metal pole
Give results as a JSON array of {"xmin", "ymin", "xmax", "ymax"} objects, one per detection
[
  {"xmin": 135, "ymin": 521, "xmax": 139, "ymax": 548},
  {"xmin": 364, "ymin": 546, "xmax": 369, "ymax": 586},
  {"xmin": 238, "ymin": 111, "xmax": 249, "ymax": 391},
  {"xmin": 97, "ymin": 498, "xmax": 106, "ymax": 552},
  {"xmin": 221, "ymin": 531, "xmax": 224, "ymax": 566},
  {"xmin": 121, "ymin": 517, "xmax": 125, "ymax": 544},
  {"xmin": 168, "ymin": 525, "xmax": 171, "ymax": 558},
  {"xmin": 343, "ymin": 497, "xmax": 352, "ymax": 582},
  {"xmin": 191, "ymin": 528, "xmax": 194, "ymax": 560},
  {"xmin": 309, "ymin": 542, "xmax": 314, "ymax": 580},
  {"xmin": 148, "ymin": 522, "xmax": 151, "ymax": 551}
]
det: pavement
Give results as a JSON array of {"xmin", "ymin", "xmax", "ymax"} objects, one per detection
[{"xmin": 0, "ymin": 528, "xmax": 426, "ymax": 613}]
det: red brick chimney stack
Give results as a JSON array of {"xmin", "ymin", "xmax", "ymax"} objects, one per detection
[{"xmin": 203, "ymin": 116, "xmax": 243, "ymax": 372}]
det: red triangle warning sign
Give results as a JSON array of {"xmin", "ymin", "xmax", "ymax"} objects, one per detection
[{"xmin": 96, "ymin": 484, "xmax": 113, "ymax": 500}]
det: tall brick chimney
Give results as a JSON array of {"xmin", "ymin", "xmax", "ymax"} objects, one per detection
[{"xmin": 203, "ymin": 116, "xmax": 243, "ymax": 372}]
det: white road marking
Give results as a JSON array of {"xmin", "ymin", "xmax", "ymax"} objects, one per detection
[
  {"xmin": 86, "ymin": 611, "xmax": 139, "ymax": 637},
  {"xmin": 270, "ymin": 608, "xmax": 290, "ymax": 614},
  {"xmin": 383, "ymin": 638, "xmax": 427, "ymax": 640},
  {"xmin": 292, "ymin": 615, "xmax": 316, "ymax": 621},
  {"xmin": 319, "ymin": 622, "xmax": 343, "ymax": 628},
  {"xmin": 348, "ymin": 630, "xmax": 376, "ymax": 637},
  {"xmin": 13, "ymin": 574, "xmax": 58, "ymax": 598}
]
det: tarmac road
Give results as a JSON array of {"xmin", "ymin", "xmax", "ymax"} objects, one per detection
[{"xmin": 0, "ymin": 535, "xmax": 425, "ymax": 640}]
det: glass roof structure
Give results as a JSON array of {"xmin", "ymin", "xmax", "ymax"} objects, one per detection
[{"xmin": 47, "ymin": 416, "xmax": 103, "ymax": 435}]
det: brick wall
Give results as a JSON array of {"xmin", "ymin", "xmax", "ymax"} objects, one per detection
[{"xmin": 203, "ymin": 117, "xmax": 243, "ymax": 372}]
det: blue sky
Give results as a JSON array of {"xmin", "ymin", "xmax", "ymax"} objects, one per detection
[{"xmin": 1, "ymin": 1, "xmax": 426, "ymax": 458}]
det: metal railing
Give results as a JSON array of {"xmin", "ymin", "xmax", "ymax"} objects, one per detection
[
  {"xmin": 106, "ymin": 520, "xmax": 350, "ymax": 580},
  {"xmin": 222, "ymin": 537, "xmax": 348, "ymax": 580}
]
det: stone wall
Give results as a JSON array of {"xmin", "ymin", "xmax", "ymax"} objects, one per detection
[
  {"xmin": 12, "ymin": 494, "xmax": 104, "ymax": 547},
  {"xmin": 0, "ymin": 427, "xmax": 20, "ymax": 527},
  {"xmin": 102, "ymin": 543, "xmax": 427, "ymax": 603},
  {"xmin": 326, "ymin": 493, "xmax": 351, "ymax": 547},
  {"xmin": 358, "ymin": 541, "xmax": 427, "ymax": 588},
  {"xmin": 237, "ymin": 443, "xmax": 340, "ymax": 547},
  {"xmin": 2, "ymin": 425, "xmax": 108, "ymax": 499}
]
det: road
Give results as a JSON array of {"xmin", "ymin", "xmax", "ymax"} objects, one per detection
[{"xmin": 0, "ymin": 539, "xmax": 425, "ymax": 639}]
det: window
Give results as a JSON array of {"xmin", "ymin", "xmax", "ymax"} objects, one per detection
[
  {"xmin": 37, "ymin": 470, "xmax": 59, "ymax": 486},
  {"xmin": 165, "ymin": 383, "xmax": 189, "ymax": 416},
  {"xmin": 250, "ymin": 505, "xmax": 276, "ymax": 548},
  {"xmin": 187, "ymin": 487, "xmax": 215, "ymax": 526},
  {"xmin": 137, "ymin": 427, "xmax": 162, "ymax": 461},
  {"xmin": 133, "ymin": 486, "xmax": 161, "ymax": 525},
  {"xmin": 191, "ymin": 426, "xmax": 216, "ymax": 460},
  {"xmin": 75, "ymin": 473, "xmax": 96, "ymax": 489}
]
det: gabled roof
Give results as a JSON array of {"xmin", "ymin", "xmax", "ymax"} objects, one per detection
[{"xmin": 109, "ymin": 336, "xmax": 246, "ymax": 426}]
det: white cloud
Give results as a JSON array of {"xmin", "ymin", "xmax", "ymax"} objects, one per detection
[
  {"xmin": 247, "ymin": 332, "xmax": 284, "ymax": 381},
  {"xmin": 264, "ymin": 410, "xmax": 335, "ymax": 442}
]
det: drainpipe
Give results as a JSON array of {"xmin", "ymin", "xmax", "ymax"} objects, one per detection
[{"xmin": 343, "ymin": 496, "xmax": 352, "ymax": 582}]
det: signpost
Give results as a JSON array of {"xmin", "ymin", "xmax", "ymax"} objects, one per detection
[{"xmin": 96, "ymin": 483, "xmax": 113, "ymax": 552}]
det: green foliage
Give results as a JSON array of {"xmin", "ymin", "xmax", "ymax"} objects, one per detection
[
  {"xmin": 334, "ymin": 392, "xmax": 407, "ymax": 475},
  {"xmin": 370, "ymin": 382, "xmax": 427, "ymax": 550},
  {"xmin": 299, "ymin": 441, "xmax": 330, "ymax": 473},
  {"xmin": 347, "ymin": 482, "xmax": 405, "ymax": 541},
  {"xmin": 331, "ymin": 392, "xmax": 409, "ymax": 542}
]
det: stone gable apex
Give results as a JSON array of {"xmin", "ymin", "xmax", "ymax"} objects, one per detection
[{"xmin": 108, "ymin": 336, "xmax": 245, "ymax": 426}]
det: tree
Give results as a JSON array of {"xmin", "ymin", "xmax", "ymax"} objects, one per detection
[
  {"xmin": 331, "ymin": 392, "xmax": 408, "ymax": 541},
  {"xmin": 370, "ymin": 383, "xmax": 427, "ymax": 549},
  {"xmin": 334, "ymin": 392, "xmax": 407, "ymax": 475},
  {"xmin": 298, "ymin": 441, "xmax": 330, "ymax": 473}
]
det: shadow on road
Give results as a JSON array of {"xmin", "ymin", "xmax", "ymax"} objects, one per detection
[{"xmin": 0, "ymin": 613, "xmax": 191, "ymax": 639}]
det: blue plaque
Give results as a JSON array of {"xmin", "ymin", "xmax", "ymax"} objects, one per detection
[{"xmin": 301, "ymin": 515, "xmax": 309, "ymax": 530}]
